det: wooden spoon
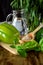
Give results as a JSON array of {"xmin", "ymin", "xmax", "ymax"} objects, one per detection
[{"xmin": 21, "ymin": 23, "xmax": 43, "ymax": 42}]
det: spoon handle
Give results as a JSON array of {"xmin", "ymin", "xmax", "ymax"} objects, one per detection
[
  {"xmin": 32, "ymin": 23, "xmax": 43, "ymax": 35},
  {"xmin": 21, "ymin": 23, "xmax": 43, "ymax": 43}
]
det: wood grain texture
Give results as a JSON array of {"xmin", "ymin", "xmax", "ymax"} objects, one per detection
[{"xmin": 0, "ymin": 43, "xmax": 43, "ymax": 65}]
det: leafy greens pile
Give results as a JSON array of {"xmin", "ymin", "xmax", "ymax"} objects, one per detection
[{"xmin": 11, "ymin": 38, "xmax": 43, "ymax": 57}]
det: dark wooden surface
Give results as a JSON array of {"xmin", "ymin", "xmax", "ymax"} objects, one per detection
[{"xmin": 0, "ymin": 46, "xmax": 43, "ymax": 65}]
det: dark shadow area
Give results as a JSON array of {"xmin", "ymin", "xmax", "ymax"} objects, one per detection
[{"xmin": 0, "ymin": 0, "xmax": 12, "ymax": 22}]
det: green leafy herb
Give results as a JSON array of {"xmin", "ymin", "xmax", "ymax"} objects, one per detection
[
  {"xmin": 35, "ymin": 28, "xmax": 43, "ymax": 42},
  {"xmin": 16, "ymin": 45, "xmax": 27, "ymax": 57},
  {"xmin": 21, "ymin": 40, "xmax": 38, "ymax": 50},
  {"xmin": 39, "ymin": 38, "xmax": 43, "ymax": 51},
  {"xmin": 15, "ymin": 40, "xmax": 38, "ymax": 57}
]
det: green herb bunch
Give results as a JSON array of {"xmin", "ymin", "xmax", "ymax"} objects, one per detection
[
  {"xmin": 27, "ymin": 0, "xmax": 43, "ymax": 31},
  {"xmin": 10, "ymin": 0, "xmax": 29, "ymax": 13},
  {"xmin": 11, "ymin": 38, "xmax": 43, "ymax": 57}
]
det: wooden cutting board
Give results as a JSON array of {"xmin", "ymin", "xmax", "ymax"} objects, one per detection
[{"xmin": 0, "ymin": 42, "xmax": 19, "ymax": 55}]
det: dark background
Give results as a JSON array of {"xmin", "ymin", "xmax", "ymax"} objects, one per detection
[{"xmin": 0, "ymin": 0, "xmax": 12, "ymax": 22}]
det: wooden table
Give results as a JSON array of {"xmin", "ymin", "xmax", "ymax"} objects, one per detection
[{"xmin": 0, "ymin": 42, "xmax": 43, "ymax": 65}]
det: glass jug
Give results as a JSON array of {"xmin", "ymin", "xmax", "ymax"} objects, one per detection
[{"xmin": 6, "ymin": 9, "xmax": 28, "ymax": 35}]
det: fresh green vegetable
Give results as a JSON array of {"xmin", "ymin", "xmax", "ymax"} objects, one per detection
[
  {"xmin": 21, "ymin": 40, "xmax": 38, "ymax": 50},
  {"xmin": 0, "ymin": 22, "xmax": 20, "ymax": 44},
  {"xmin": 35, "ymin": 28, "xmax": 43, "ymax": 42},
  {"xmin": 14, "ymin": 40, "xmax": 38, "ymax": 57},
  {"xmin": 33, "ymin": 45, "xmax": 41, "ymax": 51},
  {"xmin": 1, "ymin": 22, "xmax": 19, "ymax": 34},
  {"xmin": 10, "ymin": 0, "xmax": 29, "ymax": 11},
  {"xmin": 39, "ymin": 38, "xmax": 43, "ymax": 51},
  {"xmin": 16, "ymin": 45, "xmax": 27, "ymax": 57}
]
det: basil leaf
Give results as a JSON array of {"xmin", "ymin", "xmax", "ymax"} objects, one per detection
[
  {"xmin": 21, "ymin": 40, "xmax": 38, "ymax": 50},
  {"xmin": 39, "ymin": 38, "xmax": 43, "ymax": 51},
  {"xmin": 16, "ymin": 45, "xmax": 27, "ymax": 57}
]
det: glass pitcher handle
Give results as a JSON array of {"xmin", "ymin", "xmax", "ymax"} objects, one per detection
[{"xmin": 6, "ymin": 13, "xmax": 13, "ymax": 24}]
